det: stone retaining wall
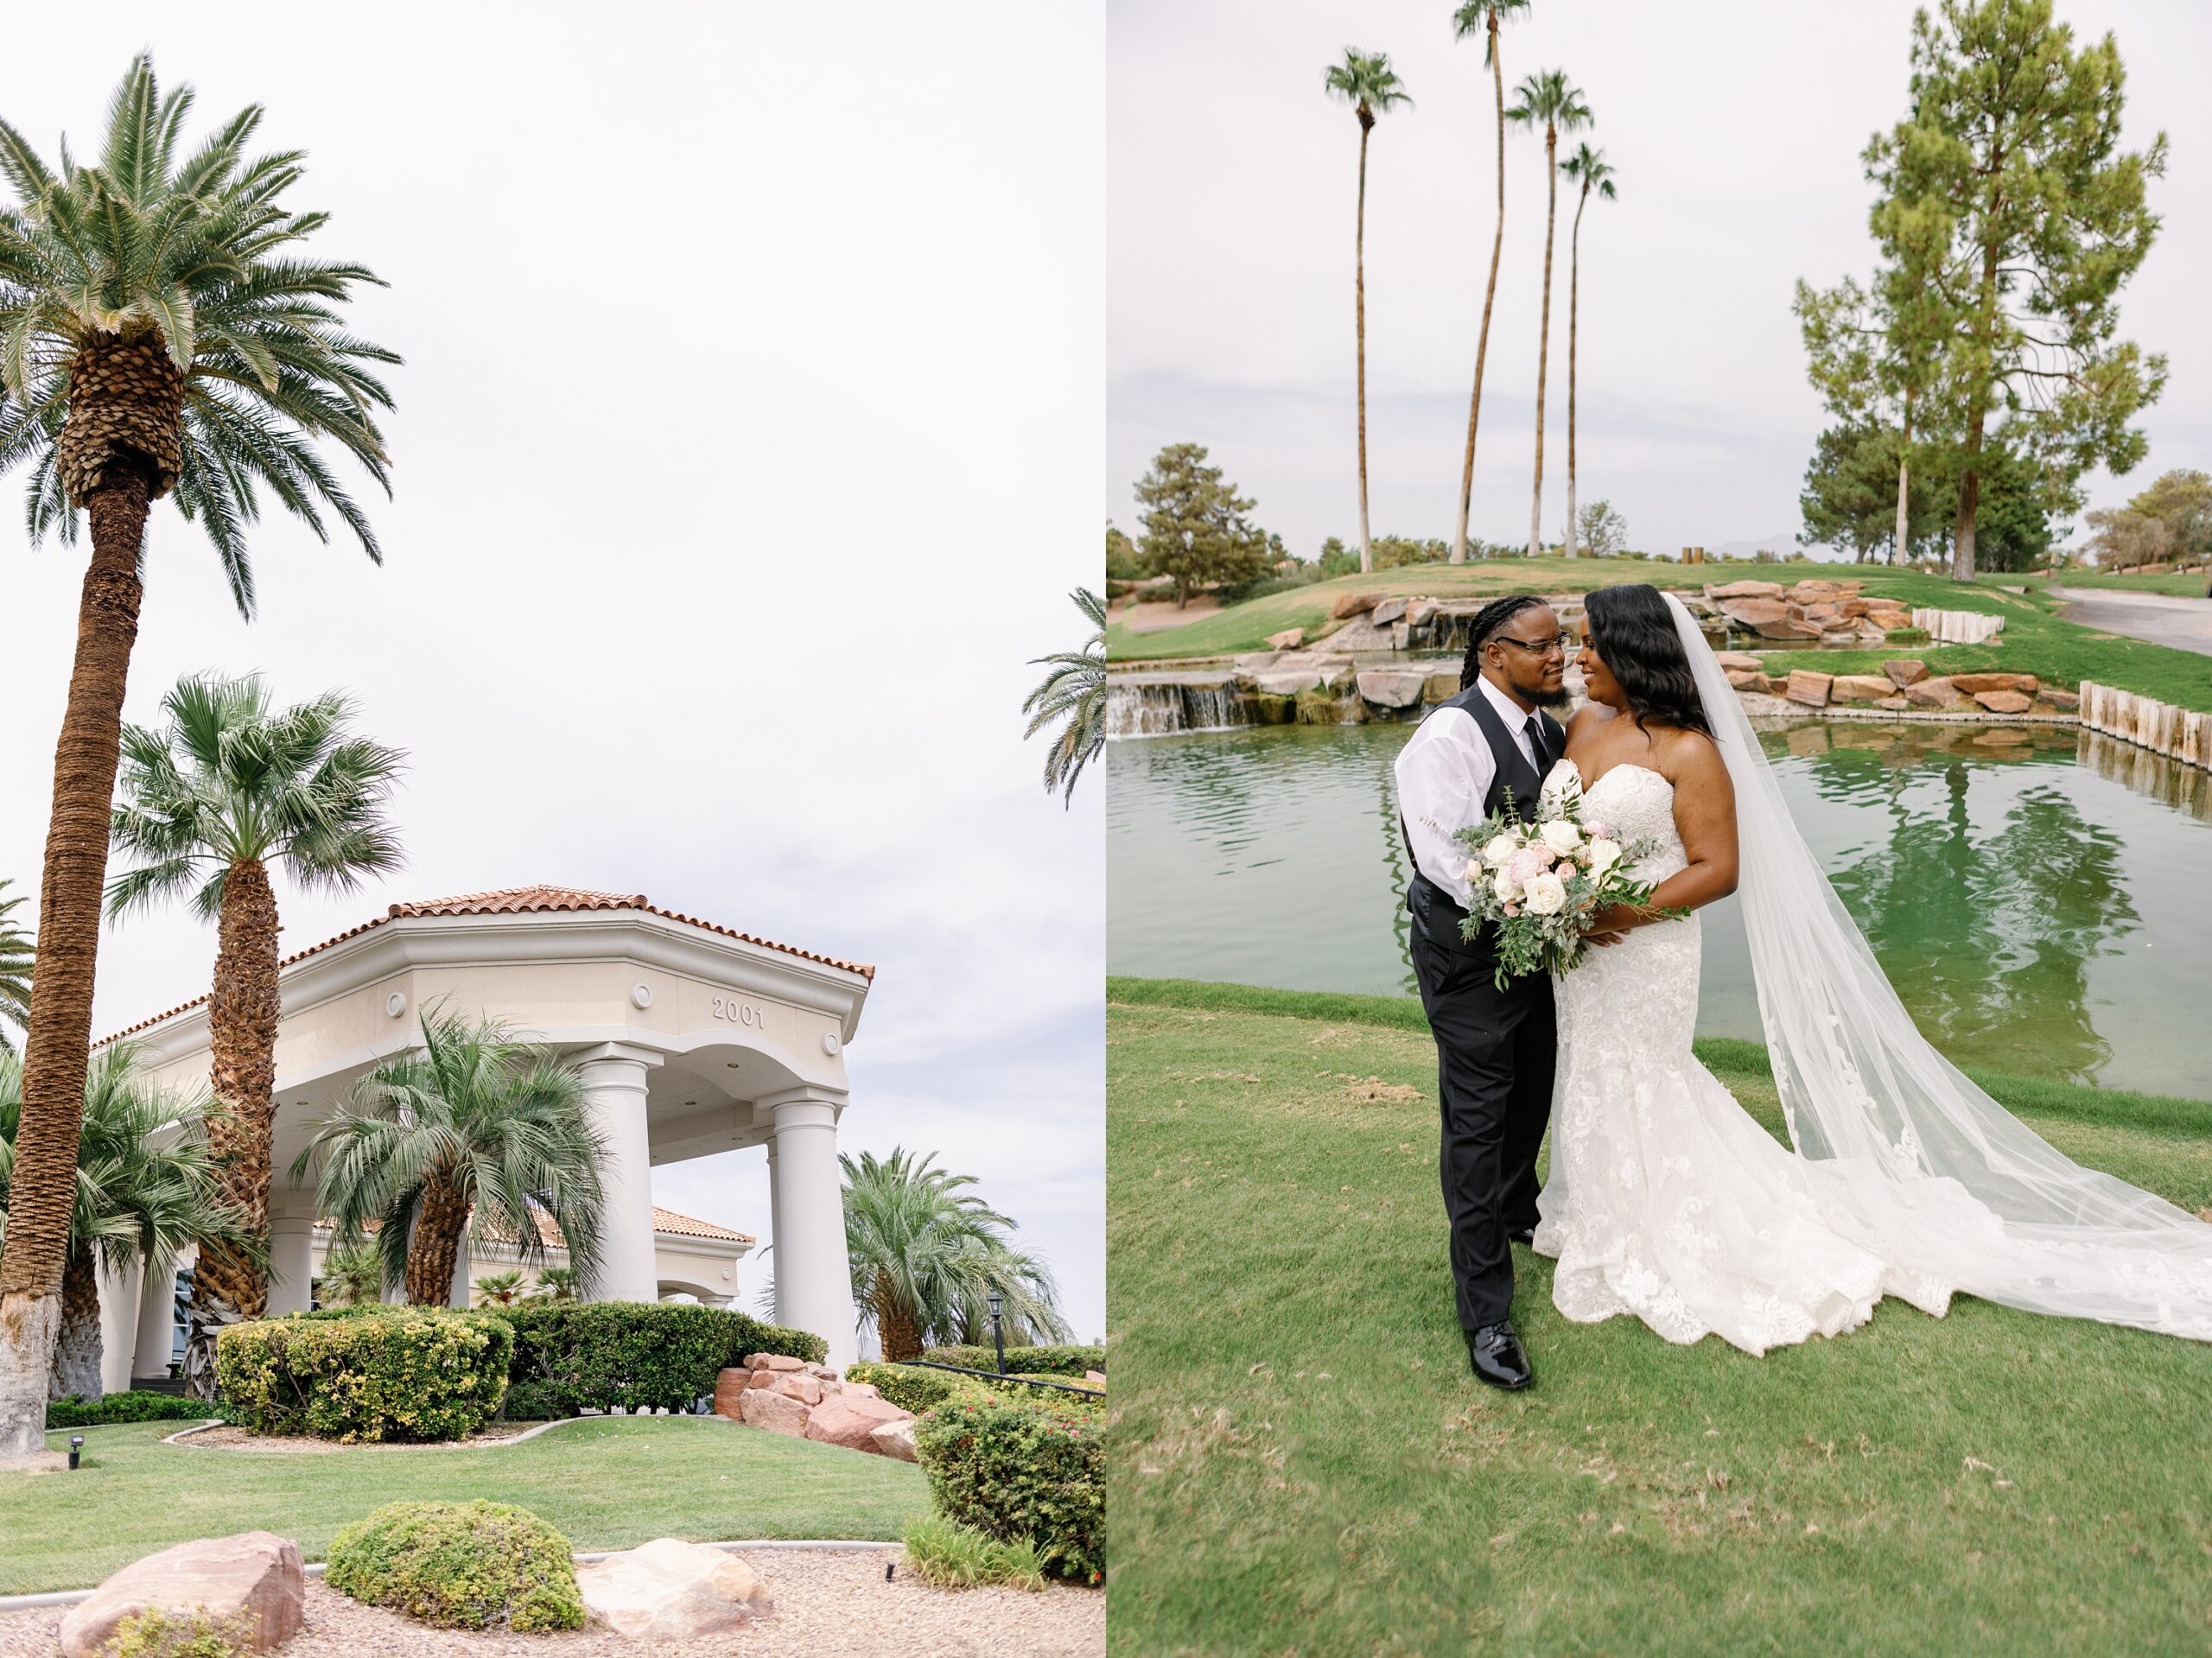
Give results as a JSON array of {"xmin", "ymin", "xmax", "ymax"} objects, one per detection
[{"xmin": 2078, "ymin": 682, "xmax": 2211, "ymax": 771}]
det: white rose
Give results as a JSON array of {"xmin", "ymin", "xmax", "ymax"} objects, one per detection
[
  {"xmin": 1586, "ymin": 837, "xmax": 1622, "ymax": 874},
  {"xmin": 1491, "ymin": 870, "xmax": 1520, "ymax": 905},
  {"xmin": 1481, "ymin": 833, "xmax": 1521, "ymax": 868},
  {"xmin": 1539, "ymin": 817, "xmax": 1584, "ymax": 856},
  {"xmin": 1522, "ymin": 871, "xmax": 1568, "ymax": 915}
]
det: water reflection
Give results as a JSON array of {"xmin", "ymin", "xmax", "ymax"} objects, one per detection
[{"xmin": 1107, "ymin": 718, "xmax": 2212, "ymax": 1100}]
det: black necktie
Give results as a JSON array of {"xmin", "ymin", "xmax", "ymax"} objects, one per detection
[{"xmin": 1524, "ymin": 714, "xmax": 1549, "ymax": 769}]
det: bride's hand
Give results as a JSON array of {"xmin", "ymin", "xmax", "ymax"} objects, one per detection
[{"xmin": 1586, "ymin": 902, "xmax": 1642, "ymax": 946}]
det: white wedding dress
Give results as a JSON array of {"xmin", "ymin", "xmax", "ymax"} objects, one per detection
[{"xmin": 1527, "ymin": 594, "xmax": 2212, "ymax": 1354}]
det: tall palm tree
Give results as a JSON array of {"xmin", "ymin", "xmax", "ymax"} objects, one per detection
[
  {"xmin": 841, "ymin": 1147, "xmax": 1071, "ymax": 1362},
  {"xmin": 1558, "ymin": 143, "xmax": 1616, "ymax": 557},
  {"xmin": 1448, "ymin": 0, "xmax": 1531, "ymax": 566},
  {"xmin": 107, "ymin": 673, "xmax": 404, "ymax": 1393},
  {"xmin": 291, "ymin": 1005, "xmax": 608, "ymax": 1308},
  {"xmin": 1504, "ymin": 70, "xmax": 1592, "ymax": 558},
  {"xmin": 1323, "ymin": 49, "xmax": 1413, "ymax": 576},
  {"xmin": 0, "ymin": 880, "xmax": 30, "ymax": 1054},
  {"xmin": 0, "ymin": 1043, "xmax": 256, "ymax": 1401},
  {"xmin": 0, "ymin": 55, "xmax": 396, "ymax": 1452},
  {"xmin": 1021, "ymin": 587, "xmax": 1105, "ymax": 808}
]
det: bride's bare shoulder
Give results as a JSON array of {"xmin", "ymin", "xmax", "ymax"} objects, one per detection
[
  {"xmin": 1566, "ymin": 702, "xmax": 1613, "ymax": 736},
  {"xmin": 1660, "ymin": 725, "xmax": 1732, "ymax": 794}
]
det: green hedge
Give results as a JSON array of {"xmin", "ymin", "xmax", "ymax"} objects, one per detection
[
  {"xmin": 916, "ymin": 1400, "xmax": 1103, "ymax": 1584},
  {"xmin": 849, "ymin": 1362, "xmax": 1103, "ymax": 1416},
  {"xmin": 499, "ymin": 1300, "xmax": 823, "ymax": 1417},
  {"xmin": 920, "ymin": 1343, "xmax": 1103, "ymax": 1378},
  {"xmin": 217, "ymin": 1308, "xmax": 513, "ymax": 1443},
  {"xmin": 326, "ymin": 1500, "xmax": 582, "ymax": 1631},
  {"xmin": 45, "ymin": 1390, "xmax": 211, "ymax": 1430}
]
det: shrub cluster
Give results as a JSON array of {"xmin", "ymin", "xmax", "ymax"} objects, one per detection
[
  {"xmin": 499, "ymin": 1300, "xmax": 824, "ymax": 1417},
  {"xmin": 106, "ymin": 1608, "xmax": 257, "ymax": 1658},
  {"xmin": 900, "ymin": 1515, "xmax": 1046, "ymax": 1591},
  {"xmin": 325, "ymin": 1500, "xmax": 583, "ymax": 1631},
  {"xmin": 46, "ymin": 1389, "xmax": 210, "ymax": 1430},
  {"xmin": 849, "ymin": 1362, "xmax": 1103, "ymax": 1417},
  {"xmin": 915, "ymin": 1400, "xmax": 1103, "ymax": 1584},
  {"xmin": 216, "ymin": 1307, "xmax": 513, "ymax": 1443},
  {"xmin": 919, "ymin": 1343, "xmax": 1103, "ymax": 1378}
]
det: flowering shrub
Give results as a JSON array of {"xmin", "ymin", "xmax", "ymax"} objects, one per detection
[
  {"xmin": 108, "ymin": 1608, "xmax": 256, "ymax": 1658},
  {"xmin": 915, "ymin": 1400, "xmax": 1104, "ymax": 1584},
  {"xmin": 325, "ymin": 1500, "xmax": 582, "ymax": 1631},
  {"xmin": 919, "ymin": 1342, "xmax": 1103, "ymax": 1377},
  {"xmin": 498, "ymin": 1300, "xmax": 823, "ymax": 1417},
  {"xmin": 216, "ymin": 1308, "xmax": 512, "ymax": 1442},
  {"xmin": 848, "ymin": 1362, "xmax": 1103, "ymax": 1417}
]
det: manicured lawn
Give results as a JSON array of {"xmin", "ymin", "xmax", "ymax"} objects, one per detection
[
  {"xmin": 1, "ymin": 1416, "xmax": 928, "ymax": 1594},
  {"xmin": 1996, "ymin": 568, "xmax": 2212, "ymax": 599},
  {"xmin": 1106, "ymin": 557, "xmax": 2212, "ymax": 713},
  {"xmin": 1107, "ymin": 977, "xmax": 2212, "ymax": 1657}
]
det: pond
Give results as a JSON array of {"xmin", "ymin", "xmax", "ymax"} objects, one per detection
[{"xmin": 1107, "ymin": 717, "xmax": 2212, "ymax": 1102}]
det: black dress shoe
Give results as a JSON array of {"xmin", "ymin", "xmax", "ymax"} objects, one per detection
[
  {"xmin": 1506, "ymin": 1225, "xmax": 1535, "ymax": 1246},
  {"xmin": 1465, "ymin": 1320, "xmax": 1533, "ymax": 1390}
]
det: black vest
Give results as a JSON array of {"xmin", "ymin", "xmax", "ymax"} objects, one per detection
[{"xmin": 1403, "ymin": 685, "xmax": 1562, "ymax": 958}]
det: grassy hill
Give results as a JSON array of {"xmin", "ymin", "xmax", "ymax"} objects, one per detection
[
  {"xmin": 1107, "ymin": 556, "xmax": 2212, "ymax": 712},
  {"xmin": 1107, "ymin": 977, "xmax": 2212, "ymax": 1657}
]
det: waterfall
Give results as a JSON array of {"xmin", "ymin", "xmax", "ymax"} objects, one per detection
[
  {"xmin": 1106, "ymin": 683, "xmax": 1188, "ymax": 738},
  {"xmin": 1182, "ymin": 684, "xmax": 1249, "ymax": 732}
]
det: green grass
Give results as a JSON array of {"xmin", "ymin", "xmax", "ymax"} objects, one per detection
[
  {"xmin": 1992, "ymin": 568, "xmax": 2212, "ymax": 599},
  {"xmin": 1107, "ymin": 977, "xmax": 2212, "ymax": 1657},
  {"xmin": 1107, "ymin": 556, "xmax": 2212, "ymax": 714},
  {"xmin": 2, "ymin": 1415, "xmax": 928, "ymax": 1595}
]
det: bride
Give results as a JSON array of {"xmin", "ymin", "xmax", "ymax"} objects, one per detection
[{"xmin": 1531, "ymin": 582, "xmax": 2212, "ymax": 1354}]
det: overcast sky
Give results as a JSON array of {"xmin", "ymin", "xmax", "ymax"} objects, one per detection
[
  {"xmin": 1109, "ymin": 0, "xmax": 2211, "ymax": 563},
  {"xmin": 1, "ymin": 5, "xmax": 1104, "ymax": 1342}
]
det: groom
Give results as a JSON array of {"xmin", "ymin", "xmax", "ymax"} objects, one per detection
[{"xmin": 1395, "ymin": 594, "xmax": 1571, "ymax": 1390}]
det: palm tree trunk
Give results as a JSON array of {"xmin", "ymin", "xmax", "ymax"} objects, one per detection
[
  {"xmin": 1355, "ymin": 115, "xmax": 1375, "ymax": 575},
  {"xmin": 876, "ymin": 1268, "xmax": 924, "ymax": 1363},
  {"xmin": 1452, "ymin": 21, "xmax": 1509, "ymax": 567},
  {"xmin": 49, "ymin": 1243, "xmax": 105, "ymax": 1403},
  {"xmin": 186, "ymin": 857, "xmax": 283, "ymax": 1391},
  {"xmin": 404, "ymin": 1174, "xmax": 472, "ymax": 1306},
  {"xmin": 1565, "ymin": 184, "xmax": 1587, "ymax": 557},
  {"xmin": 1528, "ymin": 126, "xmax": 1560, "ymax": 560},
  {"xmin": 0, "ymin": 467, "xmax": 152, "ymax": 1456}
]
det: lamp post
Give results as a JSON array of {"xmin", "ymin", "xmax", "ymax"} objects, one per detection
[
  {"xmin": 987, "ymin": 1291, "xmax": 1007, "ymax": 1376},
  {"xmin": 68, "ymin": 1434, "xmax": 84, "ymax": 1471}
]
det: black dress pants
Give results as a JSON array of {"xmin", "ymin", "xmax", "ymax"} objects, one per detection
[{"xmin": 1408, "ymin": 882, "xmax": 1557, "ymax": 1333}]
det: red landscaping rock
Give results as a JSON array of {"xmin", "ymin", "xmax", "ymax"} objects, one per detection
[
  {"xmin": 712, "ymin": 1368, "xmax": 750, "ymax": 1418},
  {"xmin": 775, "ymin": 1373, "xmax": 825, "ymax": 1407},
  {"xmin": 1830, "ymin": 674, "xmax": 1895, "ymax": 703},
  {"xmin": 1974, "ymin": 689, "xmax": 2036, "ymax": 714},
  {"xmin": 1726, "ymin": 669, "xmax": 1775, "ymax": 695},
  {"xmin": 1264, "ymin": 627, "xmax": 1305, "ymax": 651},
  {"xmin": 1883, "ymin": 658, "xmax": 1929, "ymax": 688},
  {"xmin": 805, "ymin": 1394, "xmax": 914, "ymax": 1454},
  {"xmin": 746, "ymin": 1352, "xmax": 806, "ymax": 1373},
  {"xmin": 1904, "ymin": 677, "xmax": 1961, "ymax": 708},
  {"xmin": 61, "ymin": 1533, "xmax": 304, "ymax": 1658},
  {"xmin": 737, "ymin": 1387, "xmax": 812, "ymax": 1439},
  {"xmin": 1330, "ymin": 591, "xmax": 1380, "ymax": 619},
  {"xmin": 1785, "ymin": 670, "xmax": 1834, "ymax": 708},
  {"xmin": 1950, "ymin": 671, "xmax": 2038, "ymax": 695}
]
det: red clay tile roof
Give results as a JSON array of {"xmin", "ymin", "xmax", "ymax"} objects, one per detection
[
  {"xmin": 97, "ymin": 884, "xmax": 874, "ymax": 1044},
  {"xmin": 334, "ymin": 1204, "xmax": 753, "ymax": 1248}
]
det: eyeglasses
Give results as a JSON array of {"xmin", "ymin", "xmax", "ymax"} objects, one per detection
[{"xmin": 1492, "ymin": 633, "xmax": 1582, "ymax": 660}]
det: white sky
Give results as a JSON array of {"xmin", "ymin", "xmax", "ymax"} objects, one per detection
[
  {"xmin": 1109, "ymin": 0, "xmax": 2211, "ymax": 562},
  {"xmin": 0, "ymin": 5, "xmax": 1105, "ymax": 1342}
]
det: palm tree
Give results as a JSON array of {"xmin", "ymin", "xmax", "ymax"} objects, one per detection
[
  {"xmin": 291, "ymin": 1005, "xmax": 607, "ymax": 1307},
  {"xmin": 530, "ymin": 1264, "xmax": 582, "ymax": 1303},
  {"xmin": 1504, "ymin": 70, "xmax": 1592, "ymax": 558},
  {"xmin": 841, "ymin": 1147, "xmax": 1071, "ymax": 1363},
  {"xmin": 316, "ymin": 1240, "xmax": 382, "ymax": 1308},
  {"xmin": 107, "ymin": 673, "xmax": 404, "ymax": 1393},
  {"xmin": 1323, "ymin": 49, "xmax": 1413, "ymax": 575},
  {"xmin": 1557, "ymin": 143, "xmax": 1616, "ymax": 557},
  {"xmin": 0, "ymin": 880, "xmax": 30, "ymax": 1054},
  {"xmin": 0, "ymin": 1043, "xmax": 256, "ymax": 1401},
  {"xmin": 472, "ymin": 1269, "xmax": 526, "ymax": 1308},
  {"xmin": 1448, "ymin": 0, "xmax": 1531, "ymax": 565},
  {"xmin": 0, "ymin": 55, "xmax": 397, "ymax": 1452},
  {"xmin": 1021, "ymin": 588, "xmax": 1105, "ymax": 808}
]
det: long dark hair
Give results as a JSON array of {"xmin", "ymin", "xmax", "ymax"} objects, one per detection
[{"xmin": 1584, "ymin": 585, "xmax": 1713, "ymax": 737}]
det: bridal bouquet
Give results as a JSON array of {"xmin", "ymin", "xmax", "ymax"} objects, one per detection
[{"xmin": 1452, "ymin": 764, "xmax": 1682, "ymax": 990}]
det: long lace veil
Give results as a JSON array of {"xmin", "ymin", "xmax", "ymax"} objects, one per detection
[{"xmin": 1662, "ymin": 591, "xmax": 2212, "ymax": 1340}]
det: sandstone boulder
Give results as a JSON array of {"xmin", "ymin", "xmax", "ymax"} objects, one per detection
[
  {"xmin": 2037, "ymin": 687, "xmax": 2081, "ymax": 711},
  {"xmin": 1407, "ymin": 600, "xmax": 1439, "ymax": 629},
  {"xmin": 1357, "ymin": 669, "xmax": 1428, "ymax": 710},
  {"xmin": 775, "ymin": 1373, "xmax": 824, "ymax": 1407},
  {"xmin": 1392, "ymin": 620, "xmax": 1412, "ymax": 650},
  {"xmin": 1719, "ymin": 598, "xmax": 1791, "ymax": 629},
  {"xmin": 61, "ymin": 1533, "xmax": 304, "ymax": 1658},
  {"xmin": 1707, "ymin": 580, "xmax": 1785, "ymax": 600},
  {"xmin": 1231, "ymin": 651, "xmax": 1281, "ymax": 674},
  {"xmin": 746, "ymin": 1353, "xmax": 806, "ymax": 1374},
  {"xmin": 1785, "ymin": 670, "xmax": 1833, "ymax": 708},
  {"xmin": 1904, "ymin": 677, "xmax": 1961, "ymax": 708},
  {"xmin": 1950, "ymin": 671, "xmax": 2037, "ymax": 695},
  {"xmin": 738, "ymin": 1387, "xmax": 812, "ymax": 1439},
  {"xmin": 1882, "ymin": 658, "xmax": 1929, "ymax": 688},
  {"xmin": 1714, "ymin": 651, "xmax": 1764, "ymax": 673},
  {"xmin": 575, "ymin": 1539, "xmax": 772, "ymax": 1642},
  {"xmin": 1083, "ymin": 1370, "xmax": 1107, "ymax": 1389},
  {"xmin": 842, "ymin": 1380, "xmax": 883, "ymax": 1400},
  {"xmin": 1330, "ymin": 592, "xmax": 1380, "ymax": 619},
  {"xmin": 804, "ymin": 1362, "xmax": 838, "ymax": 1381},
  {"xmin": 1802, "ymin": 602, "xmax": 1841, "ymax": 625},
  {"xmin": 806, "ymin": 1394, "xmax": 914, "ymax": 1454},
  {"xmin": 713, "ymin": 1368, "xmax": 751, "ymax": 1419},
  {"xmin": 1425, "ymin": 670, "xmax": 1461, "ymax": 703},
  {"xmin": 1974, "ymin": 689, "xmax": 2035, "ymax": 714},
  {"xmin": 1830, "ymin": 675, "xmax": 1895, "ymax": 703},
  {"xmin": 1252, "ymin": 669, "xmax": 1322, "ymax": 696},
  {"xmin": 1370, "ymin": 597, "xmax": 1408, "ymax": 626},
  {"xmin": 1725, "ymin": 669, "xmax": 1775, "ymax": 695},
  {"xmin": 868, "ymin": 1419, "xmax": 919, "ymax": 1463},
  {"xmin": 1264, "ymin": 627, "xmax": 1305, "ymax": 651},
  {"xmin": 1874, "ymin": 696, "xmax": 1910, "ymax": 710}
]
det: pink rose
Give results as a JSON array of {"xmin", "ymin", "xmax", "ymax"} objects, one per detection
[
  {"xmin": 1506, "ymin": 848, "xmax": 1549, "ymax": 886},
  {"xmin": 1585, "ymin": 819, "xmax": 1611, "ymax": 842}
]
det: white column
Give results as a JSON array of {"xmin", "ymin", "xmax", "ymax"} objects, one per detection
[
  {"xmin": 268, "ymin": 1214, "xmax": 317, "ymax": 1316},
  {"xmin": 99, "ymin": 1252, "xmax": 144, "ymax": 1395},
  {"xmin": 766, "ymin": 1092, "xmax": 857, "ymax": 1369},
  {"xmin": 577, "ymin": 1043, "xmax": 663, "ymax": 1303},
  {"xmin": 132, "ymin": 1254, "xmax": 179, "ymax": 1381},
  {"xmin": 765, "ymin": 1137, "xmax": 785, "ymax": 1312},
  {"xmin": 448, "ymin": 1229, "xmax": 473, "ymax": 1309}
]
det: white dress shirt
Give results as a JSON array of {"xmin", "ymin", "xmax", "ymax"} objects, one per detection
[{"xmin": 1394, "ymin": 675, "xmax": 1548, "ymax": 906}]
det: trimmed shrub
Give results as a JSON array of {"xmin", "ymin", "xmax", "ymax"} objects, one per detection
[
  {"xmin": 849, "ymin": 1362, "xmax": 1103, "ymax": 1416},
  {"xmin": 46, "ymin": 1389, "xmax": 210, "ymax": 1430},
  {"xmin": 108, "ymin": 1608, "xmax": 256, "ymax": 1658},
  {"xmin": 216, "ymin": 1307, "xmax": 513, "ymax": 1443},
  {"xmin": 920, "ymin": 1343, "xmax": 1103, "ymax": 1378},
  {"xmin": 325, "ymin": 1500, "xmax": 583, "ymax": 1631},
  {"xmin": 915, "ymin": 1400, "xmax": 1103, "ymax": 1584},
  {"xmin": 499, "ymin": 1300, "xmax": 823, "ymax": 1417},
  {"xmin": 901, "ymin": 1515, "xmax": 1046, "ymax": 1591}
]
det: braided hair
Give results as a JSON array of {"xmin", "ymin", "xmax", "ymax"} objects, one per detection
[{"xmin": 1458, "ymin": 594, "xmax": 1548, "ymax": 689}]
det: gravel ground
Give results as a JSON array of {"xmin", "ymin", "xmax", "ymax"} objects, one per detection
[
  {"xmin": 172, "ymin": 1420, "xmax": 543, "ymax": 1452},
  {"xmin": 0, "ymin": 1551, "xmax": 1103, "ymax": 1658}
]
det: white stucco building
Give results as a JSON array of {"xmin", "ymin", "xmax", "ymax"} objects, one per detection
[{"xmin": 92, "ymin": 884, "xmax": 870, "ymax": 1383}]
